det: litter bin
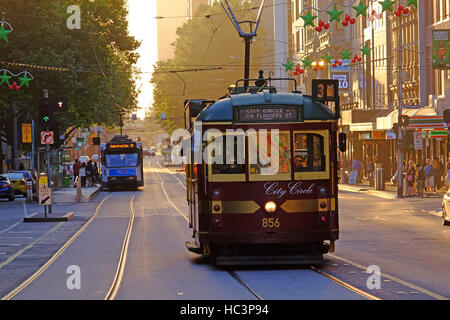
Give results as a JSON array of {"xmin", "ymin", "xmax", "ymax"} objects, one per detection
[
  {"xmin": 63, "ymin": 174, "xmax": 71, "ymax": 188},
  {"xmin": 376, "ymin": 168, "xmax": 385, "ymax": 190}
]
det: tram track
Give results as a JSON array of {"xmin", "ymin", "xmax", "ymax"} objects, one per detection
[
  {"xmin": 153, "ymin": 160, "xmax": 378, "ymax": 300},
  {"xmin": 1, "ymin": 191, "xmax": 138, "ymax": 301},
  {"xmin": 105, "ymin": 192, "xmax": 136, "ymax": 300},
  {"xmin": 1, "ymin": 193, "xmax": 112, "ymax": 300}
]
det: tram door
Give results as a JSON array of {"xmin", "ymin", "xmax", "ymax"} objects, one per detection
[{"xmin": 188, "ymin": 163, "xmax": 199, "ymax": 239}]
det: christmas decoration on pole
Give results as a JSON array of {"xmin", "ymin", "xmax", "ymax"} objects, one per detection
[
  {"xmin": 0, "ymin": 21, "xmax": 13, "ymax": 43},
  {"xmin": 353, "ymin": 1, "xmax": 369, "ymax": 17},
  {"xmin": 0, "ymin": 69, "xmax": 33, "ymax": 90}
]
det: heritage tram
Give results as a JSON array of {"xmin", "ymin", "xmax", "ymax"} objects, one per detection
[
  {"xmin": 183, "ymin": 74, "xmax": 346, "ymax": 265},
  {"xmin": 100, "ymin": 135, "xmax": 144, "ymax": 190}
]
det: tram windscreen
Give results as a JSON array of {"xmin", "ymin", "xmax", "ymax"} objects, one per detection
[{"xmin": 106, "ymin": 153, "xmax": 138, "ymax": 168}]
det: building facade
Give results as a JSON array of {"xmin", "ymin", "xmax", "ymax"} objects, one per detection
[{"xmin": 291, "ymin": 0, "xmax": 450, "ymax": 179}]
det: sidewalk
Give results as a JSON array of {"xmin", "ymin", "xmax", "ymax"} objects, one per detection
[
  {"xmin": 339, "ymin": 179, "xmax": 447, "ymax": 200},
  {"xmin": 52, "ymin": 186, "xmax": 101, "ymax": 203}
]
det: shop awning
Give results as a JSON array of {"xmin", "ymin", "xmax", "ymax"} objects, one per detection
[{"xmin": 376, "ymin": 107, "xmax": 437, "ymax": 130}]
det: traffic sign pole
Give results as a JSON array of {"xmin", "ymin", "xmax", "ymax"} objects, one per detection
[{"xmin": 46, "ymin": 144, "xmax": 52, "ymax": 214}]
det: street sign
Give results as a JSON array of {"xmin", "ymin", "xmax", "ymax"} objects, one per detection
[
  {"xmin": 22, "ymin": 123, "xmax": 32, "ymax": 143},
  {"xmin": 41, "ymin": 131, "xmax": 54, "ymax": 145},
  {"xmin": 160, "ymin": 112, "xmax": 166, "ymax": 120},
  {"xmin": 414, "ymin": 131, "xmax": 423, "ymax": 150},
  {"xmin": 38, "ymin": 175, "xmax": 52, "ymax": 206}
]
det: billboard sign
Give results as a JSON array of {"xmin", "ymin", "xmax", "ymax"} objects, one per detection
[{"xmin": 432, "ymin": 30, "xmax": 450, "ymax": 69}]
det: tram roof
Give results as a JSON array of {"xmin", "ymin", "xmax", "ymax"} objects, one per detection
[{"xmin": 195, "ymin": 91, "xmax": 336, "ymax": 122}]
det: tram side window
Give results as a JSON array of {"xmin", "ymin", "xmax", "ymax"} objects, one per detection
[
  {"xmin": 211, "ymin": 134, "xmax": 246, "ymax": 174},
  {"xmin": 294, "ymin": 133, "xmax": 325, "ymax": 172}
]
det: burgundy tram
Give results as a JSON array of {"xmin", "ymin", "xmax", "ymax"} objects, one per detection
[{"xmin": 183, "ymin": 76, "xmax": 346, "ymax": 265}]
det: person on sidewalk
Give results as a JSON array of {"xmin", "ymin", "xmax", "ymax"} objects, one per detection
[
  {"xmin": 406, "ymin": 160, "xmax": 416, "ymax": 197},
  {"xmin": 352, "ymin": 159, "xmax": 362, "ymax": 183},
  {"xmin": 446, "ymin": 162, "xmax": 450, "ymax": 189},
  {"xmin": 424, "ymin": 159, "xmax": 434, "ymax": 193},
  {"xmin": 417, "ymin": 164, "xmax": 425, "ymax": 198},
  {"xmin": 79, "ymin": 162, "xmax": 86, "ymax": 188},
  {"xmin": 432, "ymin": 158, "xmax": 443, "ymax": 192},
  {"xmin": 85, "ymin": 161, "xmax": 94, "ymax": 187},
  {"xmin": 73, "ymin": 159, "xmax": 80, "ymax": 184}
]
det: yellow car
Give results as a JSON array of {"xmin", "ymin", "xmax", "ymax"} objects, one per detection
[{"xmin": 5, "ymin": 172, "xmax": 27, "ymax": 196}]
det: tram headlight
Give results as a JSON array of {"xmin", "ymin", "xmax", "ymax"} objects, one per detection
[{"xmin": 264, "ymin": 201, "xmax": 277, "ymax": 213}]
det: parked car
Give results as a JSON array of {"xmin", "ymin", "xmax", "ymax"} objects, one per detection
[
  {"xmin": 5, "ymin": 172, "xmax": 27, "ymax": 196},
  {"xmin": 442, "ymin": 188, "xmax": 450, "ymax": 226},
  {"xmin": 0, "ymin": 174, "xmax": 15, "ymax": 201},
  {"xmin": 16, "ymin": 170, "xmax": 37, "ymax": 193}
]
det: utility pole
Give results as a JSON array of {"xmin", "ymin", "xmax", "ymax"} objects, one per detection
[
  {"xmin": 43, "ymin": 89, "xmax": 52, "ymax": 213},
  {"xmin": 12, "ymin": 101, "xmax": 18, "ymax": 170},
  {"xmin": 371, "ymin": 0, "xmax": 376, "ymax": 110},
  {"xmin": 397, "ymin": 0, "xmax": 404, "ymax": 198}
]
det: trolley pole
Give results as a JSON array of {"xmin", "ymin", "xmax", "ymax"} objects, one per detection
[
  {"xmin": 244, "ymin": 36, "xmax": 251, "ymax": 90},
  {"xmin": 397, "ymin": 2, "xmax": 404, "ymax": 198}
]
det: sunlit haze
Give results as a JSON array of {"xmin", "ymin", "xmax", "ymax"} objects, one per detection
[{"xmin": 127, "ymin": 0, "xmax": 157, "ymax": 119}]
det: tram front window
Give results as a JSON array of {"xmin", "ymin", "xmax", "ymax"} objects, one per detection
[
  {"xmin": 211, "ymin": 135, "xmax": 245, "ymax": 174},
  {"xmin": 106, "ymin": 153, "xmax": 138, "ymax": 168},
  {"xmin": 249, "ymin": 131, "xmax": 291, "ymax": 181}
]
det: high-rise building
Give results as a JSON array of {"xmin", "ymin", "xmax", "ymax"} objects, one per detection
[{"xmin": 156, "ymin": 0, "xmax": 209, "ymax": 61}]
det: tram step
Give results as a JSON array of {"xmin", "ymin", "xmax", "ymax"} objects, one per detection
[
  {"xmin": 215, "ymin": 254, "xmax": 323, "ymax": 266},
  {"xmin": 185, "ymin": 241, "xmax": 202, "ymax": 254}
]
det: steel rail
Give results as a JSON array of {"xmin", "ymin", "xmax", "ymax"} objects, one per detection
[
  {"xmin": 1, "ymin": 193, "xmax": 111, "ymax": 300},
  {"xmin": 105, "ymin": 192, "xmax": 136, "ymax": 300}
]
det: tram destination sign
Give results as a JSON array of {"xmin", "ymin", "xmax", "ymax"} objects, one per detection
[
  {"xmin": 107, "ymin": 143, "xmax": 136, "ymax": 150},
  {"xmin": 236, "ymin": 106, "xmax": 301, "ymax": 122}
]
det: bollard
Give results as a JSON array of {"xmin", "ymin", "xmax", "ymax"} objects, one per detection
[
  {"xmin": 76, "ymin": 176, "xmax": 82, "ymax": 202},
  {"xmin": 26, "ymin": 181, "xmax": 33, "ymax": 203}
]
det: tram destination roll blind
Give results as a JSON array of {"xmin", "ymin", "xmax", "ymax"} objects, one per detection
[{"xmin": 236, "ymin": 106, "xmax": 301, "ymax": 122}]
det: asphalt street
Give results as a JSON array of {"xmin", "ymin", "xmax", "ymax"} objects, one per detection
[{"xmin": 0, "ymin": 157, "xmax": 449, "ymax": 300}]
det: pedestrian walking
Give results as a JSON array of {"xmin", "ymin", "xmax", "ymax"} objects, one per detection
[
  {"xmin": 417, "ymin": 164, "xmax": 425, "ymax": 198},
  {"xmin": 79, "ymin": 162, "xmax": 86, "ymax": 188},
  {"xmin": 424, "ymin": 159, "xmax": 434, "ymax": 193},
  {"xmin": 446, "ymin": 162, "xmax": 450, "ymax": 189},
  {"xmin": 86, "ymin": 161, "xmax": 94, "ymax": 187},
  {"xmin": 432, "ymin": 158, "xmax": 443, "ymax": 191},
  {"xmin": 93, "ymin": 162, "xmax": 99, "ymax": 186},
  {"xmin": 352, "ymin": 158, "xmax": 362, "ymax": 183},
  {"xmin": 73, "ymin": 159, "xmax": 80, "ymax": 184},
  {"xmin": 406, "ymin": 160, "xmax": 416, "ymax": 197}
]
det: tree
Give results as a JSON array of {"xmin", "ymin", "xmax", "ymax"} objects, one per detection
[
  {"xmin": 150, "ymin": 0, "xmax": 271, "ymax": 133},
  {"xmin": 0, "ymin": 0, "xmax": 140, "ymax": 147}
]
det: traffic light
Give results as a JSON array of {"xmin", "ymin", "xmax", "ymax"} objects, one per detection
[
  {"xmin": 38, "ymin": 98, "xmax": 52, "ymax": 128},
  {"xmin": 402, "ymin": 131, "xmax": 414, "ymax": 152},
  {"xmin": 92, "ymin": 137, "xmax": 100, "ymax": 145},
  {"xmin": 399, "ymin": 115, "xmax": 410, "ymax": 128},
  {"xmin": 392, "ymin": 123, "xmax": 399, "ymax": 135},
  {"xmin": 49, "ymin": 97, "xmax": 69, "ymax": 113}
]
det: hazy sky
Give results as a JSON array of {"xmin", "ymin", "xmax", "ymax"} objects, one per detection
[{"xmin": 127, "ymin": 0, "xmax": 157, "ymax": 119}]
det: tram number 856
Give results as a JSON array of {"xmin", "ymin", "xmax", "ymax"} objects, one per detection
[{"xmin": 262, "ymin": 218, "xmax": 280, "ymax": 228}]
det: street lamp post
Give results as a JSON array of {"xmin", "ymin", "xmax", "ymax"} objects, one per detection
[{"xmin": 397, "ymin": 0, "xmax": 404, "ymax": 198}]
